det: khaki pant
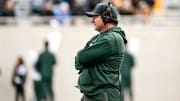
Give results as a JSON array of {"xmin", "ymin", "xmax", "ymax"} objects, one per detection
[{"xmin": 81, "ymin": 93, "xmax": 109, "ymax": 101}]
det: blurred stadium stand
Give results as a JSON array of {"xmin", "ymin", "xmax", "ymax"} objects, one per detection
[{"xmin": 0, "ymin": 0, "xmax": 180, "ymax": 26}]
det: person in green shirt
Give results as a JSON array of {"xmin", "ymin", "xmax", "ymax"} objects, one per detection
[
  {"xmin": 35, "ymin": 40, "xmax": 56, "ymax": 101},
  {"xmin": 120, "ymin": 44, "xmax": 135, "ymax": 101},
  {"xmin": 75, "ymin": 2, "xmax": 127, "ymax": 101}
]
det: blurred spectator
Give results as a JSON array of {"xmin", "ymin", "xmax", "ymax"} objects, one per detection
[
  {"xmin": 31, "ymin": 0, "xmax": 45, "ymax": 15},
  {"xmin": 52, "ymin": 0, "xmax": 61, "ymax": 4},
  {"xmin": 112, "ymin": 0, "xmax": 138, "ymax": 15},
  {"xmin": 53, "ymin": 1, "xmax": 71, "ymax": 24},
  {"xmin": 63, "ymin": 0, "xmax": 74, "ymax": 13},
  {"xmin": 139, "ymin": 0, "xmax": 154, "ymax": 24},
  {"xmin": 71, "ymin": 0, "xmax": 85, "ymax": 15},
  {"xmin": 0, "ymin": 0, "xmax": 6, "ymax": 16},
  {"xmin": 40, "ymin": 1, "xmax": 54, "ymax": 16},
  {"xmin": 121, "ymin": 44, "xmax": 135, "ymax": 101},
  {"xmin": 71, "ymin": 0, "xmax": 103, "ymax": 15},
  {"xmin": 35, "ymin": 40, "xmax": 56, "ymax": 101},
  {"xmin": 11, "ymin": 56, "xmax": 27, "ymax": 101},
  {"xmin": 132, "ymin": 0, "xmax": 141, "ymax": 9},
  {"xmin": 111, "ymin": 0, "xmax": 122, "ymax": 9},
  {"xmin": 144, "ymin": 0, "xmax": 154, "ymax": 8},
  {"xmin": 1, "ymin": 0, "xmax": 15, "ymax": 16}
]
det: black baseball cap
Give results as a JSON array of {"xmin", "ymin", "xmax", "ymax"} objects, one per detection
[
  {"xmin": 86, "ymin": 3, "xmax": 108, "ymax": 17},
  {"xmin": 85, "ymin": 2, "xmax": 118, "ymax": 19}
]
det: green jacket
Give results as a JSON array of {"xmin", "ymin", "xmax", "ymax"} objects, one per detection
[
  {"xmin": 121, "ymin": 51, "xmax": 135, "ymax": 87},
  {"xmin": 75, "ymin": 26, "xmax": 127, "ymax": 101},
  {"xmin": 121, "ymin": 51, "xmax": 135, "ymax": 79},
  {"xmin": 35, "ymin": 49, "xmax": 56, "ymax": 79}
]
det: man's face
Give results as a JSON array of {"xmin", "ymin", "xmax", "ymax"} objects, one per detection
[{"xmin": 91, "ymin": 16, "xmax": 105, "ymax": 32}]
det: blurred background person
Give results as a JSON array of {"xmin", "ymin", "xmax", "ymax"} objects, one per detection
[
  {"xmin": 0, "ymin": 0, "xmax": 6, "ymax": 16},
  {"xmin": 1, "ymin": 0, "xmax": 15, "ymax": 17},
  {"xmin": 40, "ymin": 1, "xmax": 54, "ymax": 24},
  {"xmin": 0, "ymin": 0, "xmax": 15, "ymax": 24},
  {"xmin": 40, "ymin": 1, "xmax": 54, "ymax": 16},
  {"xmin": 11, "ymin": 56, "xmax": 27, "ymax": 101},
  {"xmin": 111, "ymin": 0, "xmax": 140, "ymax": 24},
  {"xmin": 114, "ymin": 0, "xmax": 137, "ymax": 15},
  {"xmin": 70, "ymin": 0, "xmax": 85, "ymax": 16},
  {"xmin": 52, "ymin": 1, "xmax": 71, "ymax": 25},
  {"xmin": 120, "ymin": 43, "xmax": 135, "ymax": 101},
  {"xmin": 139, "ymin": 0, "xmax": 154, "ymax": 24},
  {"xmin": 30, "ymin": 0, "xmax": 45, "ymax": 16},
  {"xmin": 35, "ymin": 40, "xmax": 56, "ymax": 101}
]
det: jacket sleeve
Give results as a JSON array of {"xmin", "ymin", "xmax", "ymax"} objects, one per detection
[{"xmin": 77, "ymin": 38, "xmax": 113, "ymax": 65}]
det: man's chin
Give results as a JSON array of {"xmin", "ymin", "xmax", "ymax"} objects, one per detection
[{"xmin": 95, "ymin": 28, "xmax": 100, "ymax": 32}]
